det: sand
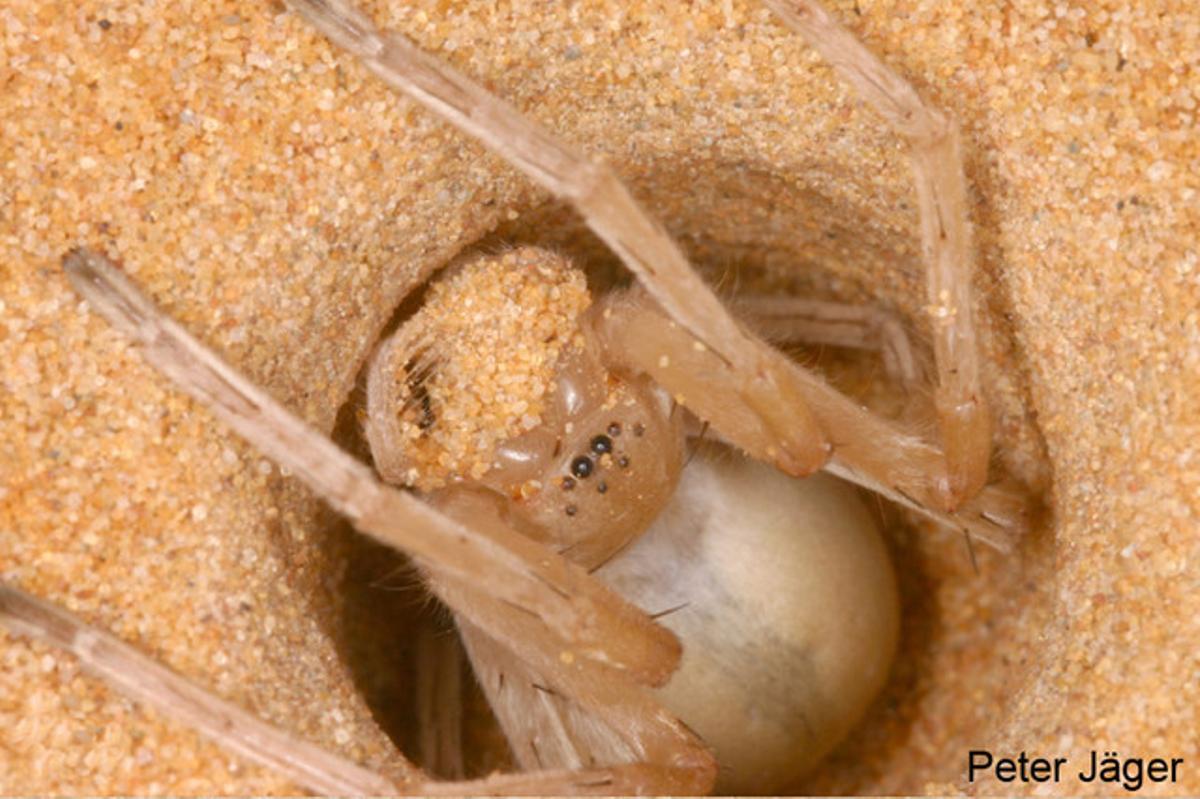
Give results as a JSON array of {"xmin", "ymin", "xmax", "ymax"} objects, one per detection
[{"xmin": 1, "ymin": 0, "xmax": 1196, "ymax": 793}]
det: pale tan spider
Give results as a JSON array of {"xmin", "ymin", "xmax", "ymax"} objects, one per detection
[{"xmin": 0, "ymin": 0, "xmax": 1032, "ymax": 793}]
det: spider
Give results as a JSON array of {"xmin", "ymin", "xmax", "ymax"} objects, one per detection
[
  {"xmin": 1, "ymin": 0, "xmax": 1032, "ymax": 793},
  {"xmin": 360, "ymin": 245, "xmax": 903, "ymax": 790}
]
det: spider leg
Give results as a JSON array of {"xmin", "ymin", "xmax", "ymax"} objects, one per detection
[
  {"xmin": 419, "ymin": 489, "xmax": 718, "ymax": 792},
  {"xmin": 591, "ymin": 291, "xmax": 1026, "ymax": 551},
  {"xmin": 414, "ymin": 626, "xmax": 465, "ymax": 779},
  {"xmin": 426, "ymin": 575, "xmax": 717, "ymax": 795},
  {"xmin": 763, "ymin": 0, "xmax": 992, "ymax": 507},
  {"xmin": 0, "ymin": 581, "xmax": 408, "ymax": 794},
  {"xmin": 283, "ymin": 0, "xmax": 830, "ymax": 478},
  {"xmin": 60, "ymin": 248, "xmax": 679, "ymax": 688},
  {"xmin": 733, "ymin": 293, "xmax": 921, "ymax": 384},
  {"xmin": 0, "ymin": 579, "xmax": 715, "ymax": 795}
]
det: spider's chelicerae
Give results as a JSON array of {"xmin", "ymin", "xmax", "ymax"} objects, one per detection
[{"xmin": 0, "ymin": 0, "xmax": 1032, "ymax": 793}]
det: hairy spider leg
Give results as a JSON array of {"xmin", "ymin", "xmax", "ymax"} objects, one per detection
[
  {"xmin": 591, "ymin": 290, "xmax": 1025, "ymax": 551},
  {"xmin": 764, "ymin": 0, "xmax": 992, "ymax": 507}
]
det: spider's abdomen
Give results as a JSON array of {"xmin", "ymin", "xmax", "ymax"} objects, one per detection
[{"xmin": 598, "ymin": 446, "xmax": 899, "ymax": 792}]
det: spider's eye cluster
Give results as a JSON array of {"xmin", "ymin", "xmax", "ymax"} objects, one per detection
[
  {"xmin": 559, "ymin": 429, "xmax": 628, "ymax": 506},
  {"xmin": 481, "ymin": 340, "xmax": 685, "ymax": 570}
]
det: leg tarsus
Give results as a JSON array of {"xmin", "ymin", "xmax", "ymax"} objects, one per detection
[{"xmin": 934, "ymin": 387, "xmax": 991, "ymax": 507}]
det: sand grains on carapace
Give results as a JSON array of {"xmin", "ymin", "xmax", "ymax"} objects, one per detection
[{"xmin": 372, "ymin": 249, "xmax": 592, "ymax": 490}]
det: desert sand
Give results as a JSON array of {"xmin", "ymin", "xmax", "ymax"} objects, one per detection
[{"xmin": 1, "ymin": 0, "xmax": 1196, "ymax": 793}]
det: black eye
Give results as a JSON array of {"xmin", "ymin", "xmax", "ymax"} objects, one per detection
[
  {"xmin": 561, "ymin": 476, "xmax": 576, "ymax": 490},
  {"xmin": 590, "ymin": 435, "xmax": 613, "ymax": 455},
  {"xmin": 607, "ymin": 422, "xmax": 621, "ymax": 437},
  {"xmin": 570, "ymin": 456, "xmax": 594, "ymax": 478},
  {"xmin": 617, "ymin": 455, "xmax": 630, "ymax": 469},
  {"xmin": 597, "ymin": 480, "xmax": 608, "ymax": 494}
]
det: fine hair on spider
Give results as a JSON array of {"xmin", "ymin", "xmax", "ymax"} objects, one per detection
[{"xmin": 0, "ymin": 0, "xmax": 1037, "ymax": 794}]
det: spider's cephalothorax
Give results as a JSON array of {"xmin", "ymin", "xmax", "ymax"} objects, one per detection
[{"xmin": 365, "ymin": 248, "xmax": 686, "ymax": 570}]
